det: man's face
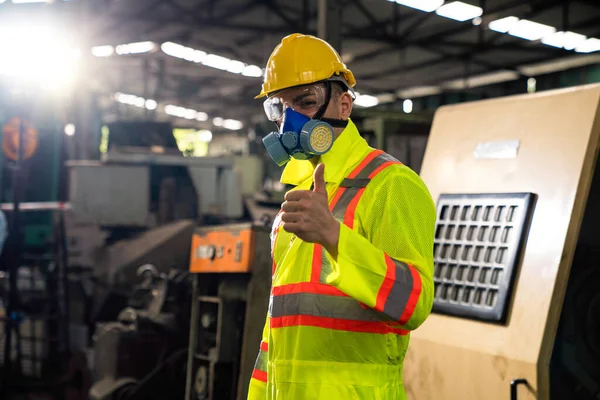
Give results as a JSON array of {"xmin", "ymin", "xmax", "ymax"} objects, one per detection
[{"xmin": 263, "ymin": 83, "xmax": 352, "ymax": 130}]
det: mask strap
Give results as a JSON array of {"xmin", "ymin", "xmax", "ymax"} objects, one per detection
[
  {"xmin": 320, "ymin": 117, "xmax": 348, "ymax": 128},
  {"xmin": 313, "ymin": 81, "xmax": 350, "ymax": 128}
]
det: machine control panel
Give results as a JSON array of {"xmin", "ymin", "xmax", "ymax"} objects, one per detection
[{"xmin": 189, "ymin": 223, "xmax": 255, "ymax": 273}]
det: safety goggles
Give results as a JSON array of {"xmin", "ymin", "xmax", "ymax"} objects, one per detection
[{"xmin": 263, "ymin": 83, "xmax": 328, "ymax": 122}]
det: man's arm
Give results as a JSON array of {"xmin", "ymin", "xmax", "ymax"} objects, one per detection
[{"xmin": 324, "ymin": 168, "xmax": 437, "ymax": 330}]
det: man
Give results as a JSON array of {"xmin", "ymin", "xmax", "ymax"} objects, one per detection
[{"xmin": 248, "ymin": 33, "xmax": 436, "ymax": 400}]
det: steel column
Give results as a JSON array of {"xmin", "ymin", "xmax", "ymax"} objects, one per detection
[{"xmin": 318, "ymin": 0, "xmax": 343, "ymax": 52}]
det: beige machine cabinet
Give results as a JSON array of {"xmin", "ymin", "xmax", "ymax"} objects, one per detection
[{"xmin": 404, "ymin": 84, "xmax": 600, "ymax": 400}]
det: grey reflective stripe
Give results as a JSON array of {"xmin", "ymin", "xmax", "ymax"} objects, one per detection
[
  {"xmin": 383, "ymin": 259, "xmax": 414, "ymax": 322},
  {"xmin": 320, "ymin": 249, "xmax": 333, "ymax": 284},
  {"xmin": 331, "ymin": 153, "xmax": 400, "ymax": 220},
  {"xmin": 270, "ymin": 292, "xmax": 386, "ymax": 322},
  {"xmin": 340, "ymin": 178, "xmax": 370, "ymax": 188},
  {"xmin": 254, "ymin": 349, "xmax": 268, "ymax": 372},
  {"xmin": 331, "ymin": 188, "xmax": 360, "ymax": 220},
  {"xmin": 354, "ymin": 153, "xmax": 398, "ymax": 180}
]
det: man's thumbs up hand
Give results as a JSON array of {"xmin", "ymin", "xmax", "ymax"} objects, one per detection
[
  {"xmin": 313, "ymin": 163, "xmax": 327, "ymax": 195},
  {"xmin": 281, "ymin": 163, "xmax": 340, "ymax": 258}
]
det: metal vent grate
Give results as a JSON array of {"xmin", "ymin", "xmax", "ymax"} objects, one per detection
[{"xmin": 432, "ymin": 193, "xmax": 536, "ymax": 323}]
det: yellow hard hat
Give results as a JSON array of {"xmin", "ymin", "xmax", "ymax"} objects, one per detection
[{"xmin": 255, "ymin": 33, "xmax": 356, "ymax": 99}]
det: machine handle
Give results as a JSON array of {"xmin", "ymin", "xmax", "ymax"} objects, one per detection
[{"xmin": 510, "ymin": 379, "xmax": 528, "ymax": 400}]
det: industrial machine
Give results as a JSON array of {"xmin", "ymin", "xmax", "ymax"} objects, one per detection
[
  {"xmin": 89, "ymin": 264, "xmax": 193, "ymax": 400},
  {"xmin": 185, "ymin": 223, "xmax": 271, "ymax": 400},
  {"xmin": 403, "ymin": 83, "xmax": 600, "ymax": 400}
]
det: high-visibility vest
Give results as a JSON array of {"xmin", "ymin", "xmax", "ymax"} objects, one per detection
[{"xmin": 249, "ymin": 149, "xmax": 428, "ymax": 400}]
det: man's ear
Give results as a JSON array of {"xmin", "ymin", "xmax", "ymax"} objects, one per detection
[{"xmin": 339, "ymin": 92, "xmax": 353, "ymax": 120}]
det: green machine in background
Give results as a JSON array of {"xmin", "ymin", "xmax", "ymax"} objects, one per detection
[{"xmin": 0, "ymin": 87, "xmax": 66, "ymax": 251}]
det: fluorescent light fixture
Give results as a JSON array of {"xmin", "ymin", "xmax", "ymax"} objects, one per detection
[
  {"xmin": 354, "ymin": 94, "xmax": 379, "ymax": 108},
  {"xmin": 91, "ymin": 45, "xmax": 114, "ymax": 57},
  {"xmin": 161, "ymin": 42, "xmax": 206, "ymax": 63},
  {"xmin": 160, "ymin": 41, "xmax": 263, "ymax": 78},
  {"xmin": 198, "ymin": 130, "xmax": 212, "ymax": 143},
  {"xmin": 508, "ymin": 19, "xmax": 555, "ymax": 41},
  {"xmin": 222, "ymin": 119, "xmax": 244, "ymax": 130},
  {"xmin": 115, "ymin": 41, "xmax": 156, "ymax": 55},
  {"xmin": 196, "ymin": 112, "xmax": 208, "ymax": 122},
  {"xmin": 226, "ymin": 60, "xmax": 245, "ymax": 74},
  {"xmin": 541, "ymin": 31, "xmax": 566, "ymax": 48},
  {"xmin": 12, "ymin": 0, "xmax": 51, "ymax": 3},
  {"xmin": 444, "ymin": 70, "xmax": 520, "ymax": 89},
  {"xmin": 145, "ymin": 99, "xmax": 157, "ymax": 110},
  {"xmin": 393, "ymin": 0, "xmax": 444, "ymax": 13},
  {"xmin": 202, "ymin": 54, "xmax": 231, "ymax": 71},
  {"xmin": 115, "ymin": 93, "xmax": 158, "ymax": 110},
  {"xmin": 489, "ymin": 16, "xmax": 519, "ymax": 33},
  {"xmin": 213, "ymin": 117, "xmax": 224, "ymax": 127},
  {"xmin": 64, "ymin": 124, "xmax": 75, "ymax": 136},
  {"xmin": 542, "ymin": 31, "xmax": 587, "ymax": 50},
  {"xmin": 435, "ymin": 1, "xmax": 482, "ymax": 22},
  {"xmin": 242, "ymin": 65, "xmax": 263, "ymax": 77},
  {"xmin": 575, "ymin": 38, "xmax": 600, "ymax": 54},
  {"xmin": 403, "ymin": 99, "xmax": 413, "ymax": 113}
]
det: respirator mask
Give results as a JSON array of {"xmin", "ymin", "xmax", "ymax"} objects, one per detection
[{"xmin": 261, "ymin": 81, "xmax": 349, "ymax": 166}]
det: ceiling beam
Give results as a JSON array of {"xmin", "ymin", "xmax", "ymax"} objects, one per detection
[{"xmin": 355, "ymin": 0, "xmax": 592, "ymax": 82}]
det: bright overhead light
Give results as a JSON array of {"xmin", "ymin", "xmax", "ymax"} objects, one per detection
[
  {"xmin": 115, "ymin": 92, "xmax": 157, "ymax": 110},
  {"xmin": 542, "ymin": 31, "xmax": 587, "ymax": 50},
  {"xmin": 354, "ymin": 94, "xmax": 379, "ymax": 108},
  {"xmin": 213, "ymin": 117, "xmax": 224, "ymax": 127},
  {"xmin": 198, "ymin": 130, "xmax": 213, "ymax": 143},
  {"xmin": 0, "ymin": 24, "xmax": 80, "ymax": 90},
  {"xmin": 222, "ymin": 119, "xmax": 244, "ymax": 130},
  {"xmin": 115, "ymin": 41, "xmax": 156, "ymax": 55},
  {"xmin": 91, "ymin": 45, "xmax": 114, "ymax": 57},
  {"xmin": 161, "ymin": 41, "xmax": 207, "ymax": 63},
  {"xmin": 226, "ymin": 60, "xmax": 245, "ymax": 74},
  {"xmin": 64, "ymin": 124, "xmax": 75, "ymax": 136},
  {"xmin": 488, "ymin": 16, "xmax": 519, "ymax": 33},
  {"xmin": 392, "ymin": 0, "xmax": 444, "ymax": 13},
  {"xmin": 11, "ymin": 0, "xmax": 51, "ymax": 3},
  {"xmin": 160, "ymin": 41, "xmax": 263, "ymax": 78},
  {"xmin": 403, "ymin": 99, "xmax": 413, "ymax": 113},
  {"xmin": 508, "ymin": 19, "xmax": 556, "ymax": 41},
  {"xmin": 196, "ymin": 112, "xmax": 208, "ymax": 122},
  {"xmin": 242, "ymin": 65, "xmax": 263, "ymax": 77},
  {"xmin": 435, "ymin": 1, "xmax": 482, "ymax": 22},
  {"xmin": 145, "ymin": 99, "xmax": 157, "ymax": 110},
  {"xmin": 202, "ymin": 54, "xmax": 231, "ymax": 71},
  {"xmin": 575, "ymin": 38, "xmax": 600, "ymax": 54}
]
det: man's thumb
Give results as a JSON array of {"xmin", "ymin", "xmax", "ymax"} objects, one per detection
[{"xmin": 313, "ymin": 163, "xmax": 327, "ymax": 194}]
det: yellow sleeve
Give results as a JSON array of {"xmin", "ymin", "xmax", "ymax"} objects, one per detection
[
  {"xmin": 325, "ymin": 166, "xmax": 436, "ymax": 330},
  {"xmin": 247, "ymin": 314, "xmax": 269, "ymax": 399}
]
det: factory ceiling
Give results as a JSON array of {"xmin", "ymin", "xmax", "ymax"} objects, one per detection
[{"xmin": 3, "ymin": 0, "xmax": 600, "ymax": 132}]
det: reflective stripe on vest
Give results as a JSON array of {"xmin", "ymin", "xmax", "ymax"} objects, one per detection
[
  {"xmin": 252, "ymin": 341, "xmax": 269, "ymax": 382},
  {"xmin": 268, "ymin": 150, "xmax": 421, "ymax": 335}
]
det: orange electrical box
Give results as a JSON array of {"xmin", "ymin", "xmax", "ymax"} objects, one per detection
[{"xmin": 189, "ymin": 223, "xmax": 256, "ymax": 273}]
